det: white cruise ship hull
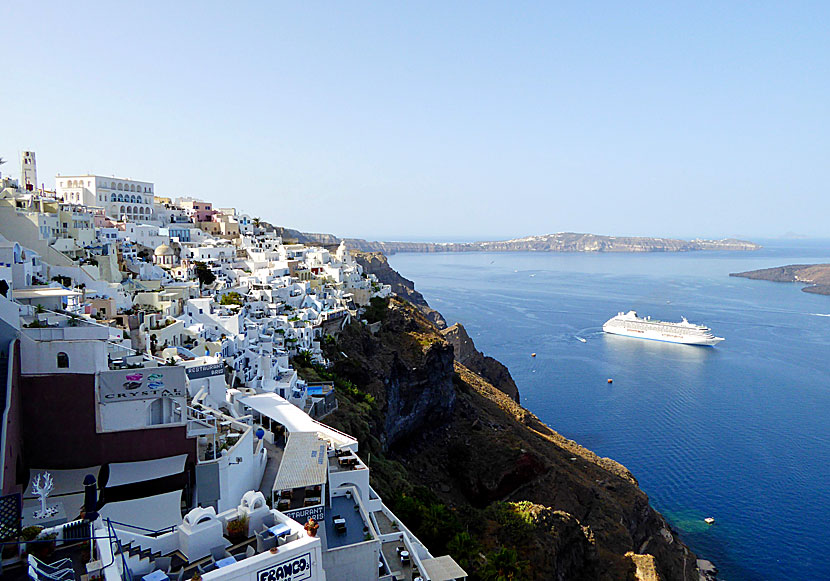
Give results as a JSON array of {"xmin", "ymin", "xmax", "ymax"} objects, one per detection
[{"xmin": 602, "ymin": 324, "xmax": 724, "ymax": 346}]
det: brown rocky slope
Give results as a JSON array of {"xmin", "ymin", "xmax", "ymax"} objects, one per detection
[
  {"xmin": 317, "ymin": 296, "xmax": 704, "ymax": 580},
  {"xmin": 731, "ymin": 263, "xmax": 830, "ymax": 295}
]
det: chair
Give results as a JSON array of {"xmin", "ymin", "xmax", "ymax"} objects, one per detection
[
  {"xmin": 246, "ymin": 545, "xmax": 257, "ymax": 558},
  {"xmin": 261, "ymin": 512, "xmax": 277, "ymax": 528},
  {"xmin": 27, "ymin": 555, "xmax": 75, "ymax": 581},
  {"xmin": 209, "ymin": 545, "xmax": 231, "ymax": 562},
  {"xmin": 256, "ymin": 530, "xmax": 276, "ymax": 553},
  {"xmin": 154, "ymin": 557, "xmax": 172, "ymax": 574},
  {"xmin": 199, "ymin": 559, "xmax": 216, "ymax": 574},
  {"xmin": 169, "ymin": 569, "xmax": 185, "ymax": 581}
]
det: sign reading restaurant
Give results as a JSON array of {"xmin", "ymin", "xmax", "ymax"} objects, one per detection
[
  {"xmin": 185, "ymin": 362, "xmax": 224, "ymax": 380},
  {"xmin": 284, "ymin": 505, "xmax": 325, "ymax": 525},
  {"xmin": 98, "ymin": 366, "xmax": 187, "ymax": 402},
  {"xmin": 257, "ymin": 552, "xmax": 312, "ymax": 581}
]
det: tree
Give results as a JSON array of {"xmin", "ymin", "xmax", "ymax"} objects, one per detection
[
  {"xmin": 481, "ymin": 547, "xmax": 527, "ymax": 581},
  {"xmin": 219, "ymin": 291, "xmax": 243, "ymax": 306},
  {"xmin": 194, "ymin": 261, "xmax": 216, "ymax": 288},
  {"xmin": 447, "ymin": 532, "xmax": 480, "ymax": 571}
]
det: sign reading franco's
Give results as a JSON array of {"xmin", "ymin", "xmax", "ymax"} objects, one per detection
[
  {"xmin": 257, "ymin": 552, "xmax": 312, "ymax": 581},
  {"xmin": 98, "ymin": 366, "xmax": 187, "ymax": 402},
  {"xmin": 185, "ymin": 362, "xmax": 224, "ymax": 380}
]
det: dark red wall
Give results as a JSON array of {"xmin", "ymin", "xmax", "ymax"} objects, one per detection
[
  {"xmin": 20, "ymin": 373, "xmax": 196, "ymax": 470},
  {"xmin": 2, "ymin": 341, "xmax": 24, "ymax": 495}
]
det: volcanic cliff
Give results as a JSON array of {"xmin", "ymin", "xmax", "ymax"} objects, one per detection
[{"xmin": 303, "ymin": 288, "xmax": 708, "ymax": 580}]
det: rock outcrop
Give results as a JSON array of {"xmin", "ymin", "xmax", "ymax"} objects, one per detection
[
  {"xmin": 441, "ymin": 322, "xmax": 520, "ymax": 403},
  {"xmin": 352, "ymin": 250, "xmax": 447, "ymax": 328},
  {"xmin": 731, "ymin": 263, "xmax": 830, "ymax": 295}
]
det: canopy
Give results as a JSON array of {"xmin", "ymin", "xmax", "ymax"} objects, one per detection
[
  {"xmin": 239, "ymin": 393, "xmax": 357, "ymax": 448},
  {"xmin": 273, "ymin": 432, "xmax": 328, "ymax": 492},
  {"xmin": 106, "ymin": 454, "xmax": 188, "ymax": 487},
  {"xmin": 419, "ymin": 556, "xmax": 469, "ymax": 581},
  {"xmin": 100, "ymin": 490, "xmax": 183, "ymax": 532}
]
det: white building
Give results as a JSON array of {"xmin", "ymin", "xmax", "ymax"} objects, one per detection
[{"xmin": 55, "ymin": 174, "xmax": 155, "ymax": 221}]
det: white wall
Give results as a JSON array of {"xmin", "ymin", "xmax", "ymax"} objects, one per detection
[
  {"xmin": 216, "ymin": 428, "xmax": 268, "ymax": 513},
  {"xmin": 19, "ymin": 332, "xmax": 108, "ymax": 375},
  {"xmin": 322, "ymin": 537, "xmax": 380, "ymax": 581}
]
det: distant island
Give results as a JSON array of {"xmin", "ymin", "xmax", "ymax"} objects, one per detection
[
  {"xmin": 286, "ymin": 231, "xmax": 761, "ymax": 254},
  {"xmin": 731, "ymin": 264, "xmax": 830, "ymax": 295}
]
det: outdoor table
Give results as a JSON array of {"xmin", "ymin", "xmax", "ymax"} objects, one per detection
[
  {"xmin": 142, "ymin": 570, "xmax": 169, "ymax": 581},
  {"xmin": 269, "ymin": 523, "xmax": 291, "ymax": 537},
  {"xmin": 215, "ymin": 556, "xmax": 237, "ymax": 568}
]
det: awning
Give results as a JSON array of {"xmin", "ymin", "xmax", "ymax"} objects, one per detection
[
  {"xmin": 239, "ymin": 393, "xmax": 357, "ymax": 448},
  {"xmin": 100, "ymin": 490, "xmax": 183, "ymax": 532},
  {"xmin": 419, "ymin": 556, "xmax": 469, "ymax": 580},
  {"xmin": 273, "ymin": 432, "xmax": 328, "ymax": 492},
  {"xmin": 105, "ymin": 454, "xmax": 188, "ymax": 487}
]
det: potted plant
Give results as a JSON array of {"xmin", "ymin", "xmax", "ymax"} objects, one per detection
[
  {"xmin": 31, "ymin": 531, "xmax": 57, "ymax": 559},
  {"xmin": 18, "ymin": 525, "xmax": 43, "ymax": 557},
  {"xmin": 225, "ymin": 514, "xmax": 249, "ymax": 542}
]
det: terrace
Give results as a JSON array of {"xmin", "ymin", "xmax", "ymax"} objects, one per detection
[{"xmin": 5, "ymin": 491, "xmax": 323, "ymax": 581}]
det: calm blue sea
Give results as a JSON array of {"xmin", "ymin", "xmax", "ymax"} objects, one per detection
[{"xmin": 388, "ymin": 241, "xmax": 830, "ymax": 581}]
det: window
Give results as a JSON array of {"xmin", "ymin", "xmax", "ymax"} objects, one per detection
[{"xmin": 56, "ymin": 352, "xmax": 69, "ymax": 368}]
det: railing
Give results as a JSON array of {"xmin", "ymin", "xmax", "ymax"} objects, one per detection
[
  {"xmin": 106, "ymin": 518, "xmax": 134, "ymax": 581},
  {"xmin": 105, "ymin": 519, "xmax": 177, "ymax": 537}
]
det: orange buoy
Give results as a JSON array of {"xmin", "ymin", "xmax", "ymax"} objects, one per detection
[
  {"xmin": 607, "ymin": 378, "xmax": 613, "ymax": 384},
  {"xmin": 531, "ymin": 353, "xmax": 537, "ymax": 357}
]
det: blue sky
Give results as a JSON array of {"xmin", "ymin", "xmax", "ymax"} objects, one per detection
[{"xmin": 2, "ymin": 2, "xmax": 828, "ymax": 241}]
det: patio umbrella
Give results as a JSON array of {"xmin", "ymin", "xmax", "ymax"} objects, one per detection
[{"xmin": 84, "ymin": 474, "xmax": 99, "ymax": 522}]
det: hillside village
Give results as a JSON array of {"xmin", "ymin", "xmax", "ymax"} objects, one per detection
[{"xmin": 0, "ymin": 152, "xmax": 467, "ymax": 581}]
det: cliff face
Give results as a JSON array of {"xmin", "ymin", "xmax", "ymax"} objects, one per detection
[
  {"xmin": 299, "ymin": 231, "xmax": 760, "ymax": 254},
  {"xmin": 441, "ymin": 323, "xmax": 520, "ymax": 403},
  {"xmin": 731, "ymin": 263, "xmax": 830, "ymax": 295},
  {"xmin": 323, "ymin": 297, "xmax": 703, "ymax": 580}
]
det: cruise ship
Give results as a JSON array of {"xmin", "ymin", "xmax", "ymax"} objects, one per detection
[{"xmin": 603, "ymin": 311, "xmax": 724, "ymax": 346}]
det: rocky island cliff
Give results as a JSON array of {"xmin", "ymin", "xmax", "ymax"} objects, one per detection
[
  {"xmin": 731, "ymin": 264, "xmax": 830, "ymax": 295},
  {"xmin": 294, "ymin": 231, "xmax": 759, "ymax": 254},
  {"xmin": 293, "ymin": 254, "xmax": 713, "ymax": 580}
]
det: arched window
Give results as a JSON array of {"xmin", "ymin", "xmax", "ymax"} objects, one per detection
[
  {"xmin": 57, "ymin": 352, "xmax": 69, "ymax": 368},
  {"xmin": 120, "ymin": 205, "xmax": 126, "ymax": 215},
  {"xmin": 111, "ymin": 194, "xmax": 116, "ymax": 201},
  {"xmin": 111, "ymin": 181, "xmax": 115, "ymax": 189},
  {"xmin": 117, "ymin": 183, "xmax": 123, "ymax": 191},
  {"xmin": 133, "ymin": 206, "xmax": 138, "ymax": 215},
  {"xmin": 130, "ymin": 184, "xmax": 135, "ymax": 192}
]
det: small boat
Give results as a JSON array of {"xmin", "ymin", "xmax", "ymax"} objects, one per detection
[
  {"xmin": 576, "ymin": 337, "xmax": 587, "ymax": 343},
  {"xmin": 607, "ymin": 378, "xmax": 613, "ymax": 384},
  {"xmin": 704, "ymin": 517, "xmax": 715, "ymax": 525},
  {"xmin": 531, "ymin": 353, "xmax": 537, "ymax": 357}
]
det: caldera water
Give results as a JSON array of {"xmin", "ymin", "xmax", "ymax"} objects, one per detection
[{"xmin": 389, "ymin": 240, "xmax": 830, "ymax": 581}]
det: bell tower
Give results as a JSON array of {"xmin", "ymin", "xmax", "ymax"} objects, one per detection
[{"xmin": 20, "ymin": 150, "xmax": 37, "ymax": 192}]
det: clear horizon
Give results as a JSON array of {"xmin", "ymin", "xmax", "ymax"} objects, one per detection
[{"xmin": 2, "ymin": 2, "xmax": 828, "ymax": 240}]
